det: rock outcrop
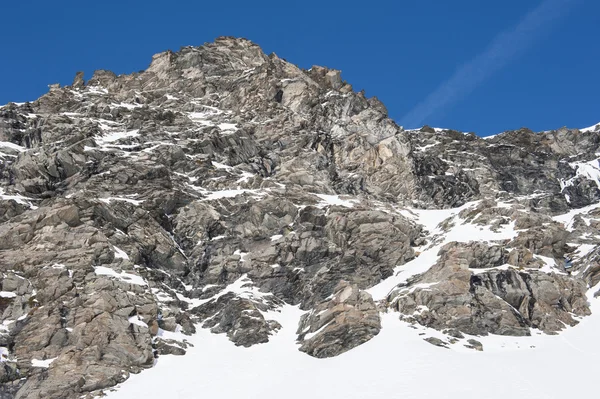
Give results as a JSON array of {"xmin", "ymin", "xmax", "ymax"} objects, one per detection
[
  {"xmin": 389, "ymin": 241, "xmax": 591, "ymax": 336},
  {"xmin": 297, "ymin": 281, "xmax": 380, "ymax": 358}
]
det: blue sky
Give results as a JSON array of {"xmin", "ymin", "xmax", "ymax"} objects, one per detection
[{"xmin": 1, "ymin": 0, "xmax": 598, "ymax": 136}]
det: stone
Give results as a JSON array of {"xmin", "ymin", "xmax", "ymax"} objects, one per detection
[
  {"xmin": 424, "ymin": 337, "xmax": 449, "ymax": 348},
  {"xmin": 465, "ymin": 339, "xmax": 483, "ymax": 351},
  {"xmin": 389, "ymin": 241, "xmax": 590, "ymax": 336},
  {"xmin": 72, "ymin": 72, "xmax": 85, "ymax": 89},
  {"xmin": 296, "ymin": 281, "xmax": 381, "ymax": 358}
]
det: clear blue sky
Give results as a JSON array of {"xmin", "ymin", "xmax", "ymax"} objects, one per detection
[{"xmin": 1, "ymin": 0, "xmax": 598, "ymax": 136}]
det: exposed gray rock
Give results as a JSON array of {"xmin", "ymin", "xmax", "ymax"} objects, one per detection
[
  {"xmin": 297, "ymin": 281, "xmax": 380, "ymax": 358},
  {"xmin": 191, "ymin": 289, "xmax": 284, "ymax": 347},
  {"xmin": 465, "ymin": 339, "xmax": 483, "ymax": 351},
  {"xmin": 389, "ymin": 241, "xmax": 591, "ymax": 336},
  {"xmin": 424, "ymin": 337, "xmax": 449, "ymax": 348}
]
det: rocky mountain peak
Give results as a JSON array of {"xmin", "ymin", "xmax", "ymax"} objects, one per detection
[{"xmin": 0, "ymin": 37, "xmax": 599, "ymax": 398}]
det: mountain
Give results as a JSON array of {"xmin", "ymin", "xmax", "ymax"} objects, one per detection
[{"xmin": 1, "ymin": 36, "xmax": 599, "ymax": 399}]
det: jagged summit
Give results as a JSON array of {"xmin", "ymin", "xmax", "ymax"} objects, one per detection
[{"xmin": 1, "ymin": 37, "xmax": 599, "ymax": 399}]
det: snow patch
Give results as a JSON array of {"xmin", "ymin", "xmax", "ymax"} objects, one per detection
[
  {"xmin": 314, "ymin": 194, "xmax": 358, "ymax": 208},
  {"xmin": 95, "ymin": 130, "xmax": 140, "ymax": 145},
  {"xmin": 94, "ymin": 266, "xmax": 147, "ymax": 286},
  {"xmin": 0, "ymin": 141, "xmax": 26, "ymax": 152},
  {"xmin": 580, "ymin": 123, "xmax": 600, "ymax": 133},
  {"xmin": 113, "ymin": 246, "xmax": 130, "ymax": 260},
  {"xmin": 553, "ymin": 203, "xmax": 600, "ymax": 231},
  {"xmin": 31, "ymin": 358, "xmax": 57, "ymax": 368},
  {"xmin": 0, "ymin": 187, "xmax": 39, "ymax": 209},
  {"xmin": 99, "ymin": 197, "xmax": 144, "ymax": 206},
  {"xmin": 129, "ymin": 315, "xmax": 148, "ymax": 328}
]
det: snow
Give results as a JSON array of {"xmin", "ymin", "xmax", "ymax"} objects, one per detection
[
  {"xmin": 31, "ymin": 358, "xmax": 57, "ymax": 368},
  {"xmin": 414, "ymin": 143, "xmax": 437, "ymax": 152},
  {"xmin": 483, "ymin": 131, "xmax": 504, "ymax": 139},
  {"xmin": 369, "ymin": 201, "xmax": 518, "ymax": 301},
  {"xmin": 99, "ymin": 197, "xmax": 144, "ymax": 206},
  {"xmin": 388, "ymin": 282, "xmax": 439, "ymax": 299},
  {"xmin": 212, "ymin": 161, "xmax": 232, "ymax": 170},
  {"xmin": 51, "ymin": 263, "xmax": 73, "ymax": 278},
  {"xmin": 175, "ymin": 274, "xmax": 270, "ymax": 309},
  {"xmin": 236, "ymin": 171, "xmax": 254, "ymax": 183},
  {"xmin": 217, "ymin": 123, "xmax": 238, "ymax": 132},
  {"xmin": 201, "ymin": 284, "xmax": 219, "ymax": 292},
  {"xmin": 302, "ymin": 318, "xmax": 334, "ymax": 340},
  {"xmin": 567, "ymin": 158, "xmax": 600, "ymax": 189},
  {"xmin": 0, "ymin": 102, "xmax": 26, "ymax": 108},
  {"xmin": 572, "ymin": 243, "xmax": 596, "ymax": 259},
  {"xmin": 0, "ymin": 152, "xmax": 17, "ymax": 159},
  {"xmin": 0, "ymin": 187, "xmax": 39, "ymax": 209},
  {"xmin": 106, "ymin": 288, "xmax": 600, "ymax": 399},
  {"xmin": 113, "ymin": 246, "xmax": 130, "ymax": 260},
  {"xmin": 314, "ymin": 194, "xmax": 358, "ymax": 208},
  {"xmin": 0, "ymin": 291, "xmax": 17, "ymax": 298},
  {"xmin": 0, "ymin": 141, "xmax": 26, "ymax": 152},
  {"xmin": 95, "ymin": 130, "xmax": 140, "ymax": 145},
  {"xmin": 156, "ymin": 326, "xmax": 188, "ymax": 342},
  {"xmin": 397, "ymin": 201, "xmax": 475, "ymax": 234},
  {"xmin": 0, "ymin": 347, "xmax": 9, "ymax": 362},
  {"xmin": 270, "ymin": 234, "xmax": 283, "ymax": 241},
  {"xmin": 233, "ymin": 250, "xmax": 249, "ymax": 262},
  {"xmin": 187, "ymin": 112, "xmax": 214, "ymax": 126},
  {"xmin": 580, "ymin": 122, "xmax": 599, "ymax": 133},
  {"xmin": 0, "ymin": 320, "xmax": 13, "ymax": 334},
  {"xmin": 407, "ymin": 126, "xmax": 450, "ymax": 133},
  {"xmin": 535, "ymin": 255, "xmax": 565, "ymax": 274},
  {"xmin": 128, "ymin": 315, "xmax": 148, "ymax": 328},
  {"xmin": 553, "ymin": 202, "xmax": 600, "ymax": 231},
  {"xmin": 367, "ymin": 246, "xmax": 440, "ymax": 301},
  {"xmin": 93, "ymin": 266, "xmax": 147, "ymax": 286},
  {"xmin": 112, "ymin": 102, "xmax": 143, "ymax": 110},
  {"xmin": 86, "ymin": 86, "xmax": 108, "ymax": 95},
  {"xmin": 186, "ymin": 109, "xmax": 239, "ymax": 134}
]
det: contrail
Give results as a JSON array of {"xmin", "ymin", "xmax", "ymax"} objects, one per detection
[{"xmin": 400, "ymin": 0, "xmax": 580, "ymax": 129}]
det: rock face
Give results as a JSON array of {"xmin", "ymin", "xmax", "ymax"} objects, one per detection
[
  {"xmin": 297, "ymin": 281, "xmax": 380, "ymax": 358},
  {"xmin": 0, "ymin": 36, "xmax": 599, "ymax": 398},
  {"xmin": 390, "ymin": 241, "xmax": 590, "ymax": 336}
]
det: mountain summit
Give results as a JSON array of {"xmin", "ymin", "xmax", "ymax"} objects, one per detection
[{"xmin": 1, "ymin": 37, "xmax": 599, "ymax": 398}]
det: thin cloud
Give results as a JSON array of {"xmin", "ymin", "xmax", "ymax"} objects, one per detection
[{"xmin": 400, "ymin": 0, "xmax": 579, "ymax": 129}]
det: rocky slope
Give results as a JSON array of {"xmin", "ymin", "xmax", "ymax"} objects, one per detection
[{"xmin": 0, "ymin": 36, "xmax": 599, "ymax": 398}]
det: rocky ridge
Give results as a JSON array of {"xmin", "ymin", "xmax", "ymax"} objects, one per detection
[{"xmin": 0, "ymin": 37, "xmax": 599, "ymax": 398}]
